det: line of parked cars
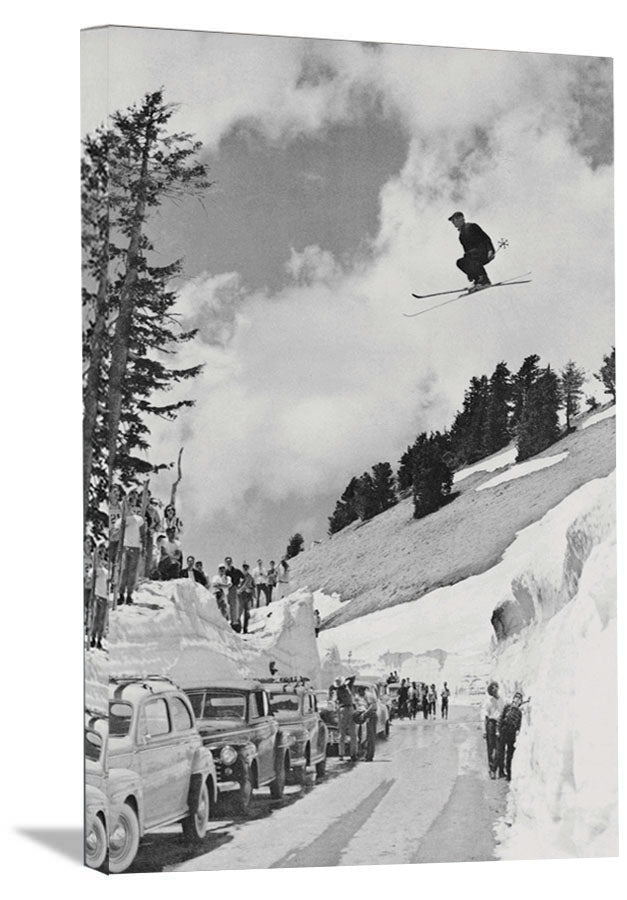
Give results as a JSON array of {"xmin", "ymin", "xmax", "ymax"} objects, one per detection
[{"xmin": 85, "ymin": 673, "xmax": 392, "ymax": 874}]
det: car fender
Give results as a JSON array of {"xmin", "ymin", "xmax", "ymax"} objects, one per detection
[{"xmin": 108, "ymin": 766, "xmax": 145, "ymax": 835}]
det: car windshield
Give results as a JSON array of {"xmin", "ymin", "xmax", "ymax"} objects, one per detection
[
  {"xmin": 202, "ymin": 693, "xmax": 246, "ymax": 720},
  {"xmin": 388, "ymin": 685, "xmax": 400, "ymax": 695},
  {"xmin": 109, "ymin": 701, "xmax": 133, "ymax": 737},
  {"xmin": 269, "ymin": 694, "xmax": 300, "ymax": 714},
  {"xmin": 85, "ymin": 729, "xmax": 103, "ymax": 763}
]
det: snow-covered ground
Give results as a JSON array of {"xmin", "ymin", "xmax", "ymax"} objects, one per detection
[
  {"xmin": 453, "ymin": 446, "xmax": 517, "ymax": 483},
  {"xmin": 476, "ymin": 451, "xmax": 568, "ymax": 491},
  {"xmin": 106, "ymin": 579, "xmax": 322, "ymax": 687},
  {"xmin": 581, "ymin": 404, "xmax": 615, "ymax": 429}
]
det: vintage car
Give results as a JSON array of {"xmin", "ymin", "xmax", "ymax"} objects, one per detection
[
  {"xmin": 84, "ymin": 711, "xmax": 110, "ymax": 871},
  {"xmin": 106, "ymin": 676, "xmax": 217, "ymax": 873},
  {"xmin": 262, "ymin": 678, "xmax": 329, "ymax": 781},
  {"xmin": 314, "ymin": 690, "xmax": 340, "ymax": 754},
  {"xmin": 352, "ymin": 678, "xmax": 391, "ymax": 738},
  {"xmin": 184, "ymin": 680, "xmax": 292, "ymax": 815}
]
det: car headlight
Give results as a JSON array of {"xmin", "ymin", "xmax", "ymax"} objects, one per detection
[{"xmin": 220, "ymin": 745, "xmax": 238, "ymax": 766}]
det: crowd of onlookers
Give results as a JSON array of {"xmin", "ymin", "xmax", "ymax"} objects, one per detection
[
  {"xmin": 84, "ymin": 485, "xmax": 297, "ymax": 648},
  {"xmin": 385, "ymin": 674, "xmax": 451, "ymax": 720}
]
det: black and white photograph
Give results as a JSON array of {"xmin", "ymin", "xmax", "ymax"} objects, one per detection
[{"xmin": 78, "ymin": 23, "xmax": 618, "ymax": 876}]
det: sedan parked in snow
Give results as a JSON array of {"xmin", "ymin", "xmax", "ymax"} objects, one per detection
[{"xmin": 264, "ymin": 678, "xmax": 329, "ymax": 781}]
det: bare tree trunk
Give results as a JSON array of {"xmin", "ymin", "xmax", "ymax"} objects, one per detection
[
  {"xmin": 106, "ymin": 123, "xmax": 151, "ymax": 487},
  {"xmin": 170, "ymin": 447, "xmax": 184, "ymax": 506},
  {"xmin": 83, "ymin": 249, "xmax": 109, "ymax": 520}
]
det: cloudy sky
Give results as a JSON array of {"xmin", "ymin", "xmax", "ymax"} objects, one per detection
[{"xmin": 81, "ymin": 27, "xmax": 614, "ymax": 571}]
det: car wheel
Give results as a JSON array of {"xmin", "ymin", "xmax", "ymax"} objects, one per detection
[
  {"xmin": 109, "ymin": 802, "xmax": 140, "ymax": 874},
  {"xmin": 315, "ymin": 757, "xmax": 327, "ymax": 778},
  {"xmin": 232, "ymin": 772, "xmax": 253, "ymax": 816},
  {"xmin": 85, "ymin": 814, "xmax": 107, "ymax": 870},
  {"xmin": 182, "ymin": 780, "xmax": 210, "ymax": 843},
  {"xmin": 270, "ymin": 753, "xmax": 286, "ymax": 799}
]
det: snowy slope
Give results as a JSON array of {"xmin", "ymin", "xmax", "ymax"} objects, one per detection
[{"xmin": 290, "ymin": 415, "xmax": 615, "ymax": 628}]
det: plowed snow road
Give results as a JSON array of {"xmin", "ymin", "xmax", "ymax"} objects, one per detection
[{"xmin": 127, "ymin": 706, "xmax": 508, "ymax": 873}]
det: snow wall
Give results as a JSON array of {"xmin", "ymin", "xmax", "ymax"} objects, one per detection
[
  {"xmin": 106, "ymin": 580, "xmax": 322, "ymax": 688},
  {"xmin": 491, "ymin": 472, "xmax": 617, "ymax": 859}
]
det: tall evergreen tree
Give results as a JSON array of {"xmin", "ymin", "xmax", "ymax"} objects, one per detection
[
  {"xmin": 516, "ymin": 366, "xmax": 562, "ymax": 461},
  {"xmin": 449, "ymin": 375, "xmax": 490, "ymax": 466},
  {"xmin": 397, "ymin": 444, "xmax": 416, "ymax": 493},
  {"xmin": 82, "ymin": 89, "xmax": 211, "ymax": 534},
  {"xmin": 412, "ymin": 433, "xmax": 454, "ymax": 519},
  {"xmin": 328, "ymin": 477, "xmax": 361, "ymax": 535},
  {"xmin": 560, "ymin": 359, "xmax": 586, "ymax": 430},
  {"xmin": 511, "ymin": 354, "xmax": 541, "ymax": 434},
  {"xmin": 594, "ymin": 346, "xmax": 616, "ymax": 403},
  {"xmin": 483, "ymin": 361, "xmax": 512, "ymax": 454},
  {"xmin": 355, "ymin": 471, "xmax": 379, "ymax": 521},
  {"xmin": 371, "ymin": 462, "xmax": 397, "ymax": 514}
]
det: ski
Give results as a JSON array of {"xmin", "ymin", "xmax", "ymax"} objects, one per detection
[
  {"xmin": 411, "ymin": 272, "xmax": 531, "ymax": 301},
  {"xmin": 403, "ymin": 276, "xmax": 531, "ymax": 318}
]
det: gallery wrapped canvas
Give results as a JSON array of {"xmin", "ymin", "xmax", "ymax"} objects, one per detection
[{"xmin": 81, "ymin": 26, "xmax": 616, "ymax": 873}]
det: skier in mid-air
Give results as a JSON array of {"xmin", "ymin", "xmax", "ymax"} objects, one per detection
[{"xmin": 448, "ymin": 211, "xmax": 495, "ymax": 290}]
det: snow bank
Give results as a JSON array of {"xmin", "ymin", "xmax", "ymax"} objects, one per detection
[
  {"xmin": 476, "ymin": 452, "xmax": 568, "ymax": 491},
  {"xmin": 244, "ymin": 589, "xmax": 322, "ymax": 685},
  {"xmin": 453, "ymin": 446, "xmax": 517, "ymax": 483},
  {"xmin": 492, "ymin": 478, "xmax": 617, "ymax": 859},
  {"xmin": 85, "ymin": 648, "xmax": 108, "ymax": 713},
  {"xmin": 582, "ymin": 405, "xmax": 615, "ymax": 429},
  {"xmin": 108, "ymin": 580, "xmax": 322, "ymax": 688}
]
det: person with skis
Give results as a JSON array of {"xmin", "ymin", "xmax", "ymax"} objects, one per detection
[
  {"xmin": 482, "ymin": 681, "xmax": 505, "ymax": 779},
  {"xmin": 448, "ymin": 211, "xmax": 495, "ymax": 290},
  {"xmin": 498, "ymin": 691, "xmax": 524, "ymax": 781}
]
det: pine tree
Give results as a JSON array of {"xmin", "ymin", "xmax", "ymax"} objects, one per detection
[
  {"xmin": 560, "ymin": 359, "xmax": 586, "ymax": 430},
  {"xmin": 397, "ymin": 445, "xmax": 416, "ymax": 493},
  {"xmin": 510, "ymin": 354, "xmax": 541, "ymax": 434},
  {"xmin": 412, "ymin": 433, "xmax": 454, "ymax": 519},
  {"xmin": 82, "ymin": 89, "xmax": 211, "ymax": 535},
  {"xmin": 328, "ymin": 477, "xmax": 361, "ymax": 535},
  {"xmin": 516, "ymin": 366, "xmax": 562, "ymax": 461},
  {"xmin": 355, "ymin": 472, "xmax": 379, "ymax": 521},
  {"xmin": 449, "ymin": 375, "xmax": 490, "ymax": 466},
  {"xmin": 483, "ymin": 361, "xmax": 512, "ymax": 455},
  {"xmin": 594, "ymin": 346, "xmax": 616, "ymax": 403},
  {"xmin": 371, "ymin": 462, "xmax": 397, "ymax": 514},
  {"xmin": 286, "ymin": 533, "xmax": 305, "ymax": 559},
  {"xmin": 103, "ymin": 90, "xmax": 211, "ymax": 486}
]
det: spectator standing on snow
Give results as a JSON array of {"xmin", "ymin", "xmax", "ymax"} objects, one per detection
[
  {"xmin": 408, "ymin": 682, "xmax": 418, "ymax": 719},
  {"xmin": 163, "ymin": 503, "xmax": 183, "ymax": 539},
  {"xmin": 330, "ymin": 675, "xmax": 357, "ymax": 761},
  {"xmin": 441, "ymin": 682, "xmax": 451, "ymax": 719},
  {"xmin": 266, "ymin": 561, "xmax": 278, "ymax": 602},
  {"xmin": 211, "ymin": 565, "xmax": 231, "ymax": 620},
  {"xmin": 482, "ymin": 681, "xmax": 505, "ymax": 779},
  {"xmin": 421, "ymin": 683, "xmax": 430, "ymax": 719},
  {"xmin": 252, "ymin": 559, "xmax": 268, "ymax": 606},
  {"xmin": 193, "ymin": 560, "xmax": 208, "ymax": 587},
  {"xmin": 238, "ymin": 563, "xmax": 256, "ymax": 633},
  {"xmin": 118, "ymin": 503, "xmax": 145, "ymax": 605},
  {"xmin": 158, "ymin": 527, "xmax": 183, "ymax": 581},
  {"xmin": 181, "ymin": 555, "xmax": 196, "ymax": 581},
  {"xmin": 361, "ymin": 686, "xmax": 378, "ymax": 761},
  {"xmin": 89, "ymin": 545, "xmax": 109, "ymax": 650},
  {"xmin": 314, "ymin": 609, "xmax": 322, "ymax": 637},
  {"xmin": 498, "ymin": 691, "xmax": 524, "ymax": 781},
  {"xmin": 224, "ymin": 556, "xmax": 244, "ymax": 632}
]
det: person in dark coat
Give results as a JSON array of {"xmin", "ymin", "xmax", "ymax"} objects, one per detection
[
  {"xmin": 498, "ymin": 691, "xmax": 524, "ymax": 780},
  {"xmin": 448, "ymin": 211, "xmax": 495, "ymax": 289}
]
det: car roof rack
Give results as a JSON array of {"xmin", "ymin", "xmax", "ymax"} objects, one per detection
[
  {"xmin": 258, "ymin": 675, "xmax": 310, "ymax": 684},
  {"xmin": 110, "ymin": 674, "xmax": 179, "ymax": 692}
]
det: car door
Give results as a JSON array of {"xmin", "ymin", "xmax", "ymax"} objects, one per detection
[
  {"xmin": 167, "ymin": 695, "xmax": 199, "ymax": 815},
  {"xmin": 136, "ymin": 697, "xmax": 179, "ymax": 828},
  {"xmin": 250, "ymin": 691, "xmax": 275, "ymax": 784}
]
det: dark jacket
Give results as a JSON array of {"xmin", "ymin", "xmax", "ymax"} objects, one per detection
[
  {"xmin": 500, "ymin": 703, "xmax": 522, "ymax": 734},
  {"xmin": 331, "ymin": 675, "xmax": 356, "ymax": 707},
  {"xmin": 459, "ymin": 222, "xmax": 495, "ymax": 257}
]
